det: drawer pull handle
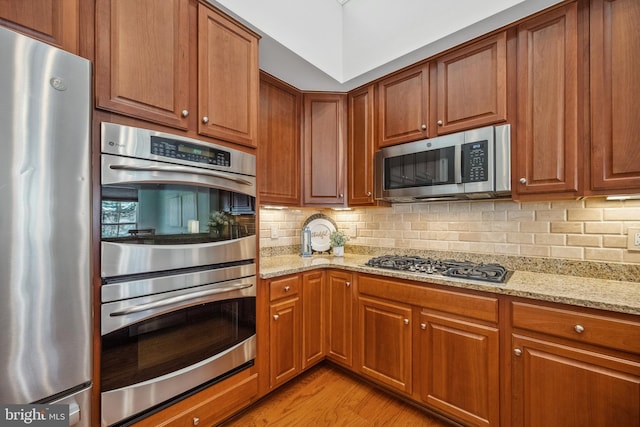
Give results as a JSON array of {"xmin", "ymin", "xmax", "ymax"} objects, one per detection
[
  {"xmin": 193, "ymin": 417, "xmax": 200, "ymax": 425},
  {"xmin": 574, "ymin": 324, "xmax": 585, "ymax": 334},
  {"xmin": 284, "ymin": 286, "xmax": 290, "ymax": 292},
  {"xmin": 514, "ymin": 348, "xmax": 522, "ymax": 357}
]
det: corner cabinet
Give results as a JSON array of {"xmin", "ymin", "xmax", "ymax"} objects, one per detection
[
  {"xmin": 514, "ymin": 2, "xmax": 585, "ymax": 198},
  {"xmin": 258, "ymin": 73, "xmax": 302, "ymax": 206},
  {"xmin": 348, "ymin": 85, "xmax": 376, "ymax": 206},
  {"xmin": 589, "ymin": 0, "xmax": 640, "ymax": 193},
  {"xmin": 0, "ymin": 0, "xmax": 80, "ymax": 54},
  {"xmin": 432, "ymin": 31, "xmax": 508, "ymax": 136},
  {"xmin": 302, "ymin": 271, "xmax": 325, "ymax": 368},
  {"xmin": 303, "ymin": 93, "xmax": 348, "ymax": 206},
  {"xmin": 509, "ymin": 300, "xmax": 640, "ymax": 426},
  {"xmin": 326, "ymin": 270, "xmax": 354, "ymax": 367},
  {"xmin": 377, "ymin": 65, "xmax": 429, "ymax": 147}
]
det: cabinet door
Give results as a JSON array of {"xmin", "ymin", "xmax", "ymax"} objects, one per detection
[
  {"xmin": 434, "ymin": 32, "xmax": 507, "ymax": 135},
  {"xmin": 590, "ymin": 0, "xmax": 640, "ymax": 192},
  {"xmin": 259, "ymin": 73, "xmax": 302, "ymax": 206},
  {"xmin": 418, "ymin": 311, "xmax": 499, "ymax": 427},
  {"xmin": 0, "ymin": 0, "xmax": 79, "ymax": 53},
  {"xmin": 511, "ymin": 334, "xmax": 640, "ymax": 427},
  {"xmin": 302, "ymin": 271, "xmax": 324, "ymax": 368},
  {"xmin": 269, "ymin": 297, "xmax": 300, "ymax": 388},
  {"xmin": 514, "ymin": 2, "xmax": 583, "ymax": 197},
  {"xmin": 95, "ymin": 0, "xmax": 191, "ymax": 129},
  {"xmin": 348, "ymin": 85, "xmax": 376, "ymax": 206},
  {"xmin": 377, "ymin": 65, "xmax": 429, "ymax": 147},
  {"xmin": 358, "ymin": 296, "xmax": 412, "ymax": 394},
  {"xmin": 303, "ymin": 93, "xmax": 348, "ymax": 206},
  {"xmin": 198, "ymin": 5, "xmax": 259, "ymax": 147},
  {"xmin": 326, "ymin": 270, "xmax": 353, "ymax": 367}
]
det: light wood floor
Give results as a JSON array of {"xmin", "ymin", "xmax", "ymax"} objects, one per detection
[{"xmin": 219, "ymin": 363, "xmax": 456, "ymax": 426}]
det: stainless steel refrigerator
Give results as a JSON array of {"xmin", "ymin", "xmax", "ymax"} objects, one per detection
[{"xmin": 0, "ymin": 26, "xmax": 92, "ymax": 426}]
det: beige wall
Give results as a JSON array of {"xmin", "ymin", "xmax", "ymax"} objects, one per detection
[{"xmin": 260, "ymin": 198, "xmax": 640, "ymax": 265}]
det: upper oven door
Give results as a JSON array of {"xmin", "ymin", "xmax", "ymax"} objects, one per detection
[{"xmin": 101, "ymin": 154, "xmax": 256, "ymax": 278}]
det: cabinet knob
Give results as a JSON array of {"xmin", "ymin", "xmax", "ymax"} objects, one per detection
[
  {"xmin": 367, "ymin": 191, "xmax": 372, "ymax": 196},
  {"xmin": 420, "ymin": 323, "xmax": 426, "ymax": 330},
  {"xmin": 574, "ymin": 324, "xmax": 585, "ymax": 334},
  {"xmin": 421, "ymin": 124, "xmax": 427, "ymax": 130},
  {"xmin": 202, "ymin": 116, "xmax": 209, "ymax": 124},
  {"xmin": 436, "ymin": 120, "xmax": 443, "ymax": 126},
  {"xmin": 181, "ymin": 109, "xmax": 189, "ymax": 118},
  {"xmin": 345, "ymin": 281, "xmax": 351, "ymax": 288},
  {"xmin": 519, "ymin": 177, "xmax": 527, "ymax": 184},
  {"xmin": 193, "ymin": 417, "xmax": 200, "ymax": 425},
  {"xmin": 403, "ymin": 318, "xmax": 409, "ymax": 325},
  {"xmin": 284, "ymin": 286, "xmax": 290, "ymax": 292},
  {"xmin": 339, "ymin": 193, "xmax": 344, "ymax": 198},
  {"xmin": 514, "ymin": 348, "xmax": 522, "ymax": 356},
  {"xmin": 273, "ymin": 314, "xmax": 279, "ymax": 320}
]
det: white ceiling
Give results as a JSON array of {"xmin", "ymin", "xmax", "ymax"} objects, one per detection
[{"xmin": 206, "ymin": 0, "xmax": 563, "ymax": 91}]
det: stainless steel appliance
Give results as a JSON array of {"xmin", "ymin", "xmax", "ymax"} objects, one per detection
[
  {"xmin": 366, "ymin": 255, "xmax": 511, "ymax": 284},
  {"xmin": 375, "ymin": 125, "xmax": 511, "ymax": 202},
  {"xmin": 99, "ymin": 123, "xmax": 257, "ymax": 426},
  {"xmin": 0, "ymin": 26, "xmax": 92, "ymax": 425}
]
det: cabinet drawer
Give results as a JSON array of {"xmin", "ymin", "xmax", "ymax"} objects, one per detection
[
  {"xmin": 269, "ymin": 275, "xmax": 300, "ymax": 301},
  {"xmin": 512, "ymin": 301, "xmax": 640, "ymax": 354}
]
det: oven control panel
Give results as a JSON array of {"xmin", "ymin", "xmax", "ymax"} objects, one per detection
[{"xmin": 151, "ymin": 136, "xmax": 231, "ymax": 167}]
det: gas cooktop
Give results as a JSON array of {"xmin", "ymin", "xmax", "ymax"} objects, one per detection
[{"xmin": 365, "ymin": 255, "xmax": 511, "ymax": 284}]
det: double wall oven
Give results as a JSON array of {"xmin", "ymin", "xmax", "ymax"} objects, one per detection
[{"xmin": 99, "ymin": 123, "xmax": 257, "ymax": 426}]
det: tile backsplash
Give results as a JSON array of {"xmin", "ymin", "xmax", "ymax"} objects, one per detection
[{"xmin": 260, "ymin": 198, "xmax": 640, "ymax": 265}]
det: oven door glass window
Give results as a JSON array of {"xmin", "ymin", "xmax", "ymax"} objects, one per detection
[
  {"xmin": 101, "ymin": 184, "xmax": 256, "ymax": 244},
  {"xmin": 100, "ymin": 296, "xmax": 256, "ymax": 392},
  {"xmin": 384, "ymin": 147, "xmax": 456, "ymax": 189}
]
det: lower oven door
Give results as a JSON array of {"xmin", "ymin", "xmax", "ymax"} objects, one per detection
[{"xmin": 100, "ymin": 277, "xmax": 256, "ymax": 426}]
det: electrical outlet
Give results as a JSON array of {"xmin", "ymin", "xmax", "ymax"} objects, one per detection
[
  {"xmin": 270, "ymin": 225, "xmax": 279, "ymax": 239},
  {"xmin": 628, "ymin": 228, "xmax": 640, "ymax": 251}
]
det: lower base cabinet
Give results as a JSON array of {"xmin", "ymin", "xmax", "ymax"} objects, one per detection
[{"xmin": 326, "ymin": 270, "xmax": 354, "ymax": 367}]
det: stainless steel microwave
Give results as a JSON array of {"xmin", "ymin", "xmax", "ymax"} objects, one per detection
[{"xmin": 375, "ymin": 125, "xmax": 511, "ymax": 202}]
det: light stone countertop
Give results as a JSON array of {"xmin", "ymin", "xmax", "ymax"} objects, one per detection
[{"xmin": 260, "ymin": 254, "xmax": 640, "ymax": 316}]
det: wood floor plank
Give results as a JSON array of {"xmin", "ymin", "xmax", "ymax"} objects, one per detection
[{"xmin": 219, "ymin": 363, "xmax": 455, "ymax": 426}]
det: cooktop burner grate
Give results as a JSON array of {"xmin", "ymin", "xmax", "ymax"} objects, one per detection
[{"xmin": 365, "ymin": 255, "xmax": 510, "ymax": 284}]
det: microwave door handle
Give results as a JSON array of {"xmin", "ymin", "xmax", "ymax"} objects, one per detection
[
  {"xmin": 109, "ymin": 283, "xmax": 253, "ymax": 317},
  {"xmin": 454, "ymin": 145, "xmax": 463, "ymax": 184},
  {"xmin": 109, "ymin": 164, "xmax": 254, "ymax": 186}
]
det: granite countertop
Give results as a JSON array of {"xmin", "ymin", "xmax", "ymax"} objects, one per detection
[{"xmin": 260, "ymin": 254, "xmax": 640, "ymax": 316}]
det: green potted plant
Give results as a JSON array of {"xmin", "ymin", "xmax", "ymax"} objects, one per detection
[{"xmin": 330, "ymin": 230, "xmax": 349, "ymax": 257}]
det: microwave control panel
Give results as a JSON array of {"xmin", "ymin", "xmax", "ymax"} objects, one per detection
[
  {"xmin": 462, "ymin": 140, "xmax": 488, "ymax": 183},
  {"xmin": 150, "ymin": 136, "xmax": 231, "ymax": 167}
]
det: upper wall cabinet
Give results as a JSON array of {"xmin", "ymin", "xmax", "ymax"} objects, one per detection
[
  {"xmin": 303, "ymin": 93, "xmax": 348, "ymax": 206},
  {"xmin": 432, "ymin": 32, "xmax": 508, "ymax": 136},
  {"xmin": 198, "ymin": 5, "xmax": 259, "ymax": 147},
  {"xmin": 589, "ymin": 0, "xmax": 640, "ymax": 194},
  {"xmin": 377, "ymin": 65, "xmax": 429, "ymax": 147},
  {"xmin": 258, "ymin": 73, "xmax": 302, "ymax": 206},
  {"xmin": 0, "ymin": 0, "xmax": 79, "ymax": 54},
  {"xmin": 96, "ymin": 0, "xmax": 259, "ymax": 148},
  {"xmin": 348, "ymin": 84, "xmax": 376, "ymax": 206},
  {"xmin": 513, "ymin": 2, "xmax": 585, "ymax": 199}
]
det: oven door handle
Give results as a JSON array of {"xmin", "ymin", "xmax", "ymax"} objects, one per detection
[
  {"xmin": 109, "ymin": 164, "xmax": 254, "ymax": 186},
  {"xmin": 109, "ymin": 283, "xmax": 253, "ymax": 317}
]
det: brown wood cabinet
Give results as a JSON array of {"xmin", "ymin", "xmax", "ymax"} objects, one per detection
[
  {"xmin": 348, "ymin": 85, "xmax": 376, "ymax": 206},
  {"xmin": 514, "ymin": 2, "xmax": 585, "ymax": 198},
  {"xmin": 258, "ymin": 73, "xmax": 302, "ymax": 206},
  {"xmin": 325, "ymin": 270, "xmax": 353, "ymax": 367},
  {"xmin": 302, "ymin": 92, "xmax": 348, "ymax": 206},
  {"xmin": 510, "ymin": 301, "xmax": 640, "ymax": 426},
  {"xmin": 95, "ymin": 0, "xmax": 192, "ymax": 130},
  {"xmin": 377, "ymin": 65, "xmax": 429, "ymax": 147},
  {"xmin": 357, "ymin": 295, "xmax": 413, "ymax": 394},
  {"xmin": 198, "ymin": 5, "xmax": 259, "ymax": 147},
  {"xmin": 268, "ymin": 275, "xmax": 301, "ymax": 388},
  {"xmin": 0, "ymin": 0, "xmax": 79, "ymax": 53},
  {"xmin": 589, "ymin": 0, "xmax": 640, "ymax": 193},
  {"xmin": 432, "ymin": 32, "xmax": 508, "ymax": 135},
  {"xmin": 302, "ymin": 271, "xmax": 324, "ymax": 368},
  {"xmin": 96, "ymin": 1, "xmax": 259, "ymax": 147}
]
